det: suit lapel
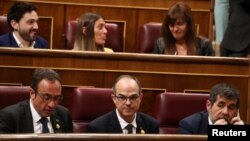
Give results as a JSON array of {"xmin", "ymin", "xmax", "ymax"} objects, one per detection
[
  {"xmin": 20, "ymin": 100, "xmax": 34, "ymax": 133},
  {"xmin": 51, "ymin": 113, "xmax": 63, "ymax": 133},
  {"xmin": 136, "ymin": 113, "xmax": 145, "ymax": 134},
  {"xmin": 107, "ymin": 111, "xmax": 123, "ymax": 133},
  {"xmin": 199, "ymin": 112, "xmax": 209, "ymax": 134},
  {"xmin": 9, "ymin": 33, "xmax": 19, "ymax": 47}
]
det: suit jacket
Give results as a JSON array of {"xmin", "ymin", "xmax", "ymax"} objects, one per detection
[
  {"xmin": 179, "ymin": 111, "xmax": 208, "ymax": 135},
  {"xmin": 0, "ymin": 32, "xmax": 49, "ymax": 49},
  {"xmin": 87, "ymin": 110, "xmax": 159, "ymax": 134},
  {"xmin": 221, "ymin": 0, "xmax": 250, "ymax": 52},
  {"xmin": 153, "ymin": 36, "xmax": 215, "ymax": 56},
  {"xmin": 0, "ymin": 100, "xmax": 73, "ymax": 133}
]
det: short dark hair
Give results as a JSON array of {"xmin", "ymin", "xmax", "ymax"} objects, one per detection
[
  {"xmin": 7, "ymin": 2, "xmax": 37, "ymax": 30},
  {"xmin": 30, "ymin": 68, "xmax": 61, "ymax": 94},
  {"xmin": 209, "ymin": 83, "xmax": 240, "ymax": 108},
  {"xmin": 112, "ymin": 75, "xmax": 142, "ymax": 95}
]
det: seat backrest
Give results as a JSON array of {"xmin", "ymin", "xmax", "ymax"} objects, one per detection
[
  {"xmin": 0, "ymin": 15, "xmax": 11, "ymax": 35},
  {"xmin": 153, "ymin": 92, "xmax": 209, "ymax": 134},
  {"xmin": 137, "ymin": 22, "xmax": 162, "ymax": 53},
  {"xmin": 0, "ymin": 86, "xmax": 31, "ymax": 110},
  {"xmin": 64, "ymin": 20, "xmax": 123, "ymax": 52},
  {"xmin": 69, "ymin": 87, "xmax": 115, "ymax": 133}
]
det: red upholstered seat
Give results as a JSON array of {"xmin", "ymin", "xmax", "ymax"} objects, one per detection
[
  {"xmin": 64, "ymin": 20, "xmax": 123, "ymax": 52},
  {"xmin": 69, "ymin": 87, "xmax": 115, "ymax": 133},
  {"xmin": 137, "ymin": 22, "xmax": 162, "ymax": 53},
  {"xmin": 153, "ymin": 92, "xmax": 209, "ymax": 134},
  {"xmin": 0, "ymin": 16, "xmax": 11, "ymax": 35},
  {"xmin": 0, "ymin": 86, "xmax": 31, "ymax": 110}
]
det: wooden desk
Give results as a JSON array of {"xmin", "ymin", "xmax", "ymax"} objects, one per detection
[
  {"xmin": 0, "ymin": 134, "xmax": 207, "ymax": 141},
  {"xmin": 0, "ymin": 48, "xmax": 249, "ymax": 122}
]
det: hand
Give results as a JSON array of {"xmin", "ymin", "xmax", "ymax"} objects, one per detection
[
  {"xmin": 230, "ymin": 110, "xmax": 244, "ymax": 125},
  {"xmin": 214, "ymin": 118, "xmax": 228, "ymax": 125}
]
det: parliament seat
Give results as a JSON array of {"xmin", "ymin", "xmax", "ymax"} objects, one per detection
[
  {"xmin": 153, "ymin": 92, "xmax": 209, "ymax": 134},
  {"xmin": 137, "ymin": 22, "xmax": 161, "ymax": 53},
  {"xmin": 0, "ymin": 86, "xmax": 31, "ymax": 110},
  {"xmin": 64, "ymin": 20, "xmax": 123, "ymax": 52},
  {"xmin": 69, "ymin": 87, "xmax": 115, "ymax": 133},
  {"xmin": 0, "ymin": 16, "xmax": 11, "ymax": 35}
]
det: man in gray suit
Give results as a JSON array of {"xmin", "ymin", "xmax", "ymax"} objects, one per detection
[{"xmin": 0, "ymin": 68, "xmax": 72, "ymax": 133}]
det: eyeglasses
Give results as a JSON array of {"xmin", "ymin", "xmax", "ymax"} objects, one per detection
[
  {"xmin": 115, "ymin": 94, "xmax": 140, "ymax": 103},
  {"xmin": 37, "ymin": 93, "xmax": 63, "ymax": 104}
]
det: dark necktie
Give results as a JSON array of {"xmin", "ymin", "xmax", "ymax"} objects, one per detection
[
  {"xmin": 125, "ymin": 124, "xmax": 133, "ymax": 134},
  {"xmin": 40, "ymin": 117, "xmax": 49, "ymax": 133}
]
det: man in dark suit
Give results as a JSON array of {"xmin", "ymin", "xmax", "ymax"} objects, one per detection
[
  {"xmin": 220, "ymin": 0, "xmax": 250, "ymax": 57},
  {"xmin": 87, "ymin": 75, "xmax": 159, "ymax": 134},
  {"xmin": 0, "ymin": 68, "xmax": 72, "ymax": 133},
  {"xmin": 0, "ymin": 2, "xmax": 48, "ymax": 49},
  {"xmin": 179, "ymin": 83, "xmax": 244, "ymax": 134}
]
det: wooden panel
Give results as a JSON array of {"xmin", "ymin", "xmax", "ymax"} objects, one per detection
[
  {"xmin": 0, "ymin": 48, "xmax": 249, "ymax": 122},
  {"xmin": 39, "ymin": 16, "xmax": 53, "ymax": 49}
]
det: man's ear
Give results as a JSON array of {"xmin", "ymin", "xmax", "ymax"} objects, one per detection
[
  {"xmin": 30, "ymin": 88, "xmax": 36, "ymax": 99},
  {"xmin": 10, "ymin": 20, "xmax": 18, "ymax": 30},
  {"xmin": 206, "ymin": 99, "xmax": 211, "ymax": 111}
]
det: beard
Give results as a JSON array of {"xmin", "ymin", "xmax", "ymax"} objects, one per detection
[{"xmin": 19, "ymin": 29, "xmax": 37, "ymax": 42}]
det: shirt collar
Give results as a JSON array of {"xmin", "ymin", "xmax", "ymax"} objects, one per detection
[
  {"xmin": 30, "ymin": 99, "xmax": 51, "ymax": 123},
  {"xmin": 115, "ymin": 109, "xmax": 137, "ymax": 129},
  {"xmin": 12, "ymin": 32, "xmax": 35, "ymax": 48},
  {"xmin": 208, "ymin": 115, "xmax": 213, "ymax": 125}
]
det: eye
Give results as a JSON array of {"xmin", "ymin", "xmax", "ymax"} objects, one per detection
[
  {"xmin": 118, "ymin": 96, "xmax": 126, "ymax": 100},
  {"xmin": 43, "ymin": 95, "xmax": 51, "ymax": 101},
  {"xmin": 130, "ymin": 96, "xmax": 139, "ymax": 101},
  {"xmin": 228, "ymin": 105, "xmax": 236, "ymax": 110},
  {"xmin": 217, "ymin": 103, "xmax": 224, "ymax": 108}
]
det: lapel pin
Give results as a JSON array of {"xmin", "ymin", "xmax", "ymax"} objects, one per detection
[
  {"xmin": 140, "ymin": 127, "xmax": 145, "ymax": 134},
  {"xmin": 56, "ymin": 124, "xmax": 60, "ymax": 129}
]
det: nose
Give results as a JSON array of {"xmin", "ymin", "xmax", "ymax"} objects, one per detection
[
  {"xmin": 103, "ymin": 27, "xmax": 108, "ymax": 34},
  {"xmin": 48, "ymin": 100, "xmax": 57, "ymax": 108},
  {"xmin": 173, "ymin": 24, "xmax": 179, "ymax": 31},
  {"xmin": 125, "ymin": 98, "xmax": 132, "ymax": 105},
  {"xmin": 221, "ymin": 106, "xmax": 229, "ymax": 115},
  {"xmin": 33, "ymin": 22, "xmax": 39, "ymax": 30}
]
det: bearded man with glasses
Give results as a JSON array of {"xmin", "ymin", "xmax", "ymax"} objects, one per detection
[
  {"xmin": 87, "ymin": 75, "xmax": 159, "ymax": 134},
  {"xmin": 0, "ymin": 68, "xmax": 72, "ymax": 133}
]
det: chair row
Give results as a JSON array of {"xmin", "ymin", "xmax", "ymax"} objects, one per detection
[
  {"xmin": 0, "ymin": 15, "xmax": 161, "ymax": 53},
  {"xmin": 0, "ymin": 86, "xmax": 208, "ymax": 134}
]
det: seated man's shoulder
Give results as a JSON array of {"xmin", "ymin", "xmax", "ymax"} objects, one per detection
[
  {"xmin": 0, "ymin": 33, "xmax": 11, "ymax": 44},
  {"xmin": 0, "ymin": 100, "xmax": 28, "ymax": 116},
  {"xmin": 180, "ymin": 111, "xmax": 207, "ymax": 124},
  {"xmin": 35, "ymin": 36, "xmax": 49, "ymax": 48},
  {"xmin": 89, "ymin": 111, "xmax": 114, "ymax": 125},
  {"xmin": 137, "ymin": 112, "xmax": 159, "ymax": 124}
]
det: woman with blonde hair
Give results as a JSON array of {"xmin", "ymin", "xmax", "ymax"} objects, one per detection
[{"xmin": 73, "ymin": 13, "xmax": 113, "ymax": 52}]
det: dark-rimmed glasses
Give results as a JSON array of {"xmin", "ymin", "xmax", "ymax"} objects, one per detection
[
  {"xmin": 37, "ymin": 93, "xmax": 63, "ymax": 104},
  {"xmin": 114, "ymin": 94, "xmax": 140, "ymax": 103}
]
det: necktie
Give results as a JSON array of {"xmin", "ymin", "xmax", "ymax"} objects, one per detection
[
  {"xmin": 40, "ymin": 117, "xmax": 49, "ymax": 133},
  {"xmin": 125, "ymin": 124, "xmax": 133, "ymax": 134}
]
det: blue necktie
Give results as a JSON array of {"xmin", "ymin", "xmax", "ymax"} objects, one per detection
[{"xmin": 40, "ymin": 117, "xmax": 49, "ymax": 133}]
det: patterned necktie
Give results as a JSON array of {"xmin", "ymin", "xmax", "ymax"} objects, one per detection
[
  {"xmin": 40, "ymin": 117, "xmax": 49, "ymax": 133},
  {"xmin": 125, "ymin": 124, "xmax": 133, "ymax": 134}
]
